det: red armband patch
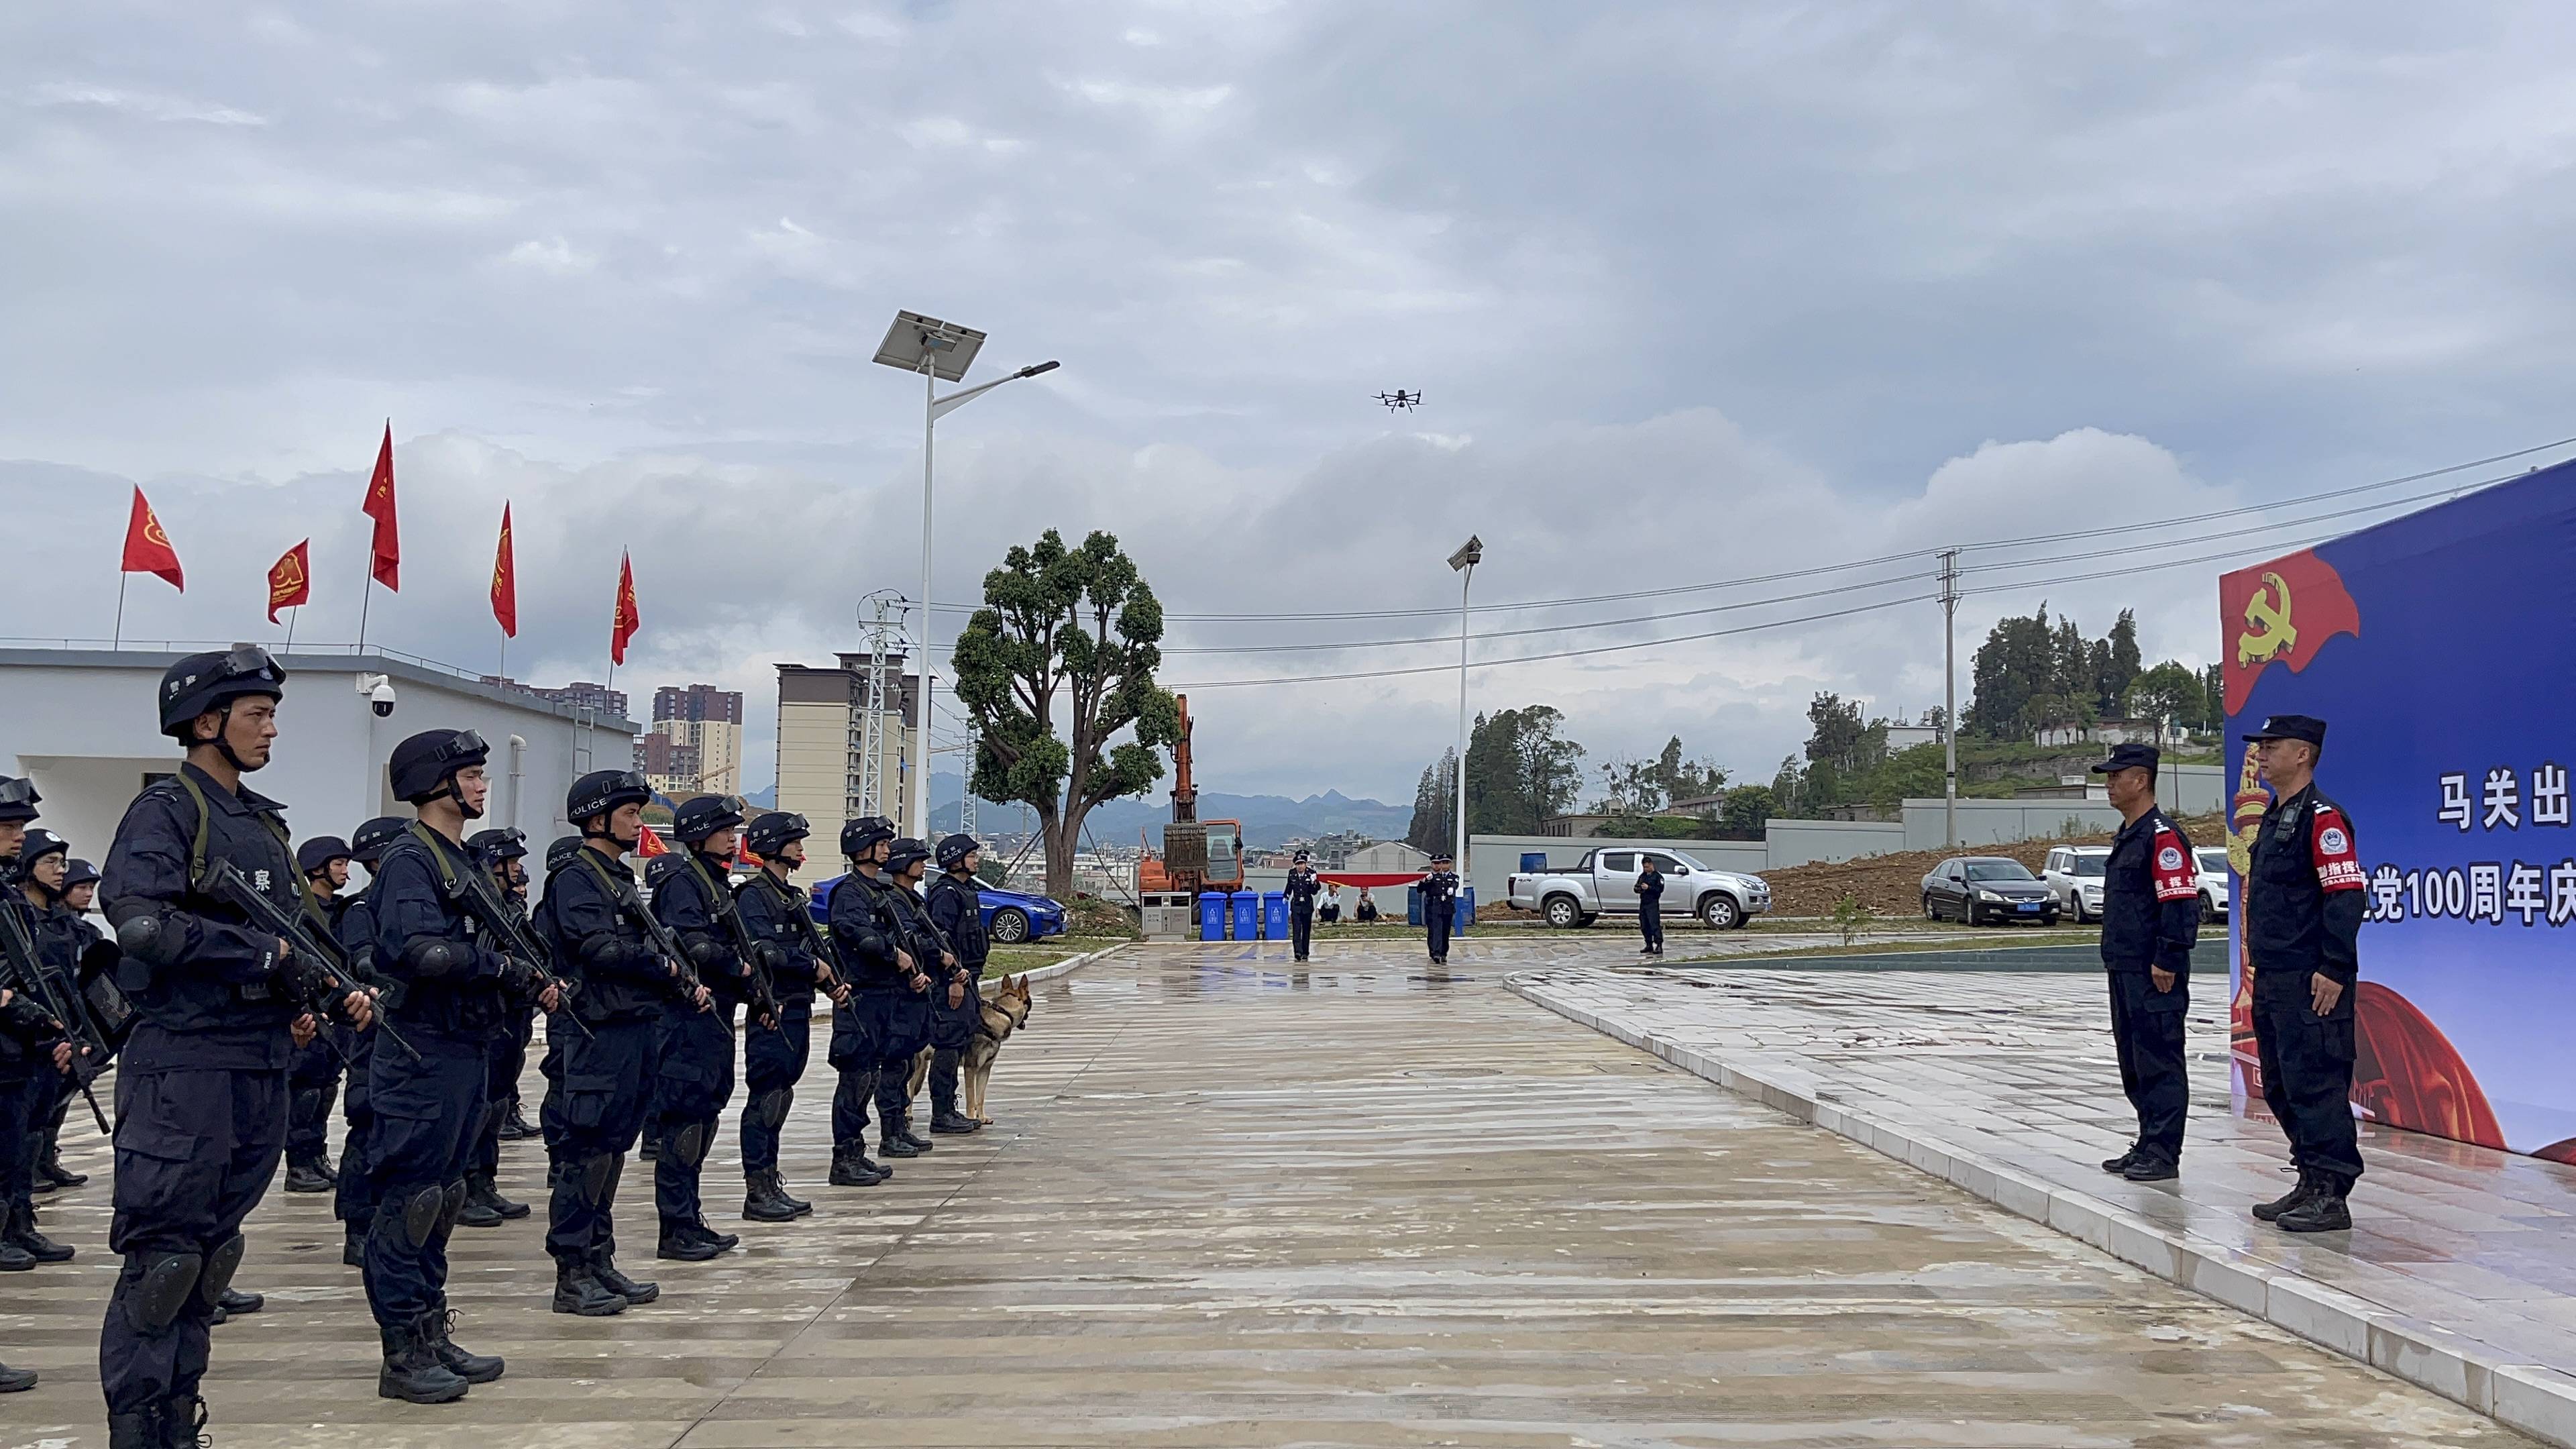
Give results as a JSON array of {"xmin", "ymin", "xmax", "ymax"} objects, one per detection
[
  {"xmin": 2150, "ymin": 826, "xmax": 2197, "ymax": 902},
  {"xmin": 2311, "ymin": 806, "xmax": 2363, "ymax": 892}
]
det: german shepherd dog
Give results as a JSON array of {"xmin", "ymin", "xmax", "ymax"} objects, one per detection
[{"xmin": 906, "ymin": 974, "xmax": 1035, "ymax": 1125}]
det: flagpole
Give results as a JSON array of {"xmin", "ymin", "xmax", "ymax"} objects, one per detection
[
  {"xmin": 357, "ymin": 578, "xmax": 373, "ymax": 655},
  {"xmin": 286, "ymin": 605, "xmax": 301, "ymax": 654},
  {"xmin": 113, "ymin": 574, "xmax": 128, "ymax": 650}
]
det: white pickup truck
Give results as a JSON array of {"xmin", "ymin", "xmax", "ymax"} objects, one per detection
[{"xmin": 1508, "ymin": 847, "xmax": 1773, "ymax": 930}]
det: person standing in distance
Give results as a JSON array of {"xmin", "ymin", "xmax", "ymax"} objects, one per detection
[
  {"xmin": 331, "ymin": 816, "xmax": 407, "ymax": 1267},
  {"xmin": 1, "ymin": 812, "xmax": 78, "ymax": 1273},
  {"xmin": 826, "ymin": 817, "xmax": 910, "ymax": 1182},
  {"xmin": 98, "ymin": 647, "xmax": 371, "ymax": 1447},
  {"xmin": 1420, "ymin": 852, "xmax": 1459, "ymax": 965},
  {"xmin": 1634, "ymin": 855, "xmax": 1665, "ymax": 957},
  {"xmin": 14, "ymin": 826, "xmax": 91, "ymax": 1253},
  {"xmin": 734, "ymin": 812, "xmax": 842, "ymax": 1219},
  {"xmin": 2241, "ymin": 714, "xmax": 2367, "ymax": 1233},
  {"xmin": 876, "ymin": 839, "xmax": 949, "ymax": 1155},
  {"xmin": 644, "ymin": 794, "xmax": 761, "ymax": 1260},
  {"xmin": 922, "ymin": 834, "xmax": 987, "ymax": 1134},
  {"xmin": 2090, "ymin": 743, "xmax": 2200, "ymax": 1183},
  {"xmin": 455, "ymin": 828, "xmax": 537, "ymax": 1229},
  {"xmin": 0, "ymin": 775, "xmax": 73, "ymax": 1395},
  {"xmin": 281, "ymin": 835, "xmax": 354, "ymax": 1194},
  {"xmin": 1283, "ymin": 850, "xmax": 1321, "ymax": 963}
]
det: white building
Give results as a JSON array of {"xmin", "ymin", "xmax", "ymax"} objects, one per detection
[{"xmin": 0, "ymin": 647, "xmax": 636, "ymax": 891}]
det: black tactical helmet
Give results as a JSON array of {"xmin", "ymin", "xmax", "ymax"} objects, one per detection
[
  {"xmin": 297, "ymin": 836, "xmax": 353, "ymax": 877},
  {"xmin": 674, "ymin": 794, "xmax": 747, "ymax": 845},
  {"xmin": 158, "ymin": 645, "xmax": 286, "ymax": 742},
  {"xmin": 840, "ymin": 814, "xmax": 895, "ymax": 858},
  {"xmin": 350, "ymin": 816, "xmax": 411, "ymax": 867},
  {"xmin": 885, "ymin": 837, "xmax": 932, "ymax": 873},
  {"xmin": 934, "ymin": 833, "xmax": 979, "ymax": 870},
  {"xmin": 0, "ymin": 775, "xmax": 38, "ymax": 824},
  {"xmin": 388, "ymin": 728, "xmax": 490, "ymax": 807},
  {"xmin": 545, "ymin": 835, "xmax": 586, "ymax": 873},
  {"xmin": 744, "ymin": 812, "xmax": 810, "ymax": 859},
  {"xmin": 62, "ymin": 857, "xmax": 101, "ymax": 889},
  {"xmin": 567, "ymin": 769, "xmax": 652, "ymax": 826},
  {"xmin": 19, "ymin": 828, "xmax": 69, "ymax": 869},
  {"xmin": 468, "ymin": 827, "xmax": 529, "ymax": 864}
]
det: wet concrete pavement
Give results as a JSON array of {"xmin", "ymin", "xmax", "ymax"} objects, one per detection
[{"xmin": 3, "ymin": 937, "xmax": 2535, "ymax": 1446}]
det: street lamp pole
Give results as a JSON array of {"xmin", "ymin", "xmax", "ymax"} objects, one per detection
[{"xmin": 1448, "ymin": 535, "xmax": 1483, "ymax": 879}]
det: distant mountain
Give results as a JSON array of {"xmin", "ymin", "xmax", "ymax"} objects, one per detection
[{"xmin": 929, "ymin": 772, "xmax": 1411, "ymax": 847}]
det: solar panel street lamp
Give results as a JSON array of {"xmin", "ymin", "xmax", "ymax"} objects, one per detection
[{"xmin": 874, "ymin": 310, "xmax": 1060, "ymax": 838}]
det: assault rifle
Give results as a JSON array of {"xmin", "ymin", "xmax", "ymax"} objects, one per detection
[
  {"xmin": 759, "ymin": 873, "xmax": 849, "ymax": 1005},
  {"xmin": 686, "ymin": 857, "xmax": 779, "ymax": 1027},
  {"xmin": 0, "ymin": 899, "xmax": 110, "ymax": 1132},
  {"xmin": 433, "ymin": 845, "xmax": 594, "ymax": 1042},
  {"xmin": 589, "ymin": 863, "xmax": 711, "ymax": 1012},
  {"xmin": 203, "ymin": 859, "xmax": 419, "ymax": 1062}
]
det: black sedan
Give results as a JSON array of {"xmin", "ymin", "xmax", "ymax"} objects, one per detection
[{"xmin": 1921, "ymin": 856, "xmax": 2061, "ymax": 926}]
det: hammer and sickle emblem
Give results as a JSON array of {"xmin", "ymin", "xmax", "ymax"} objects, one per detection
[{"xmin": 2237, "ymin": 570, "xmax": 2297, "ymax": 667}]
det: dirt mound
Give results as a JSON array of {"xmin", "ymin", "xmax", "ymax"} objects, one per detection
[{"xmin": 1758, "ymin": 812, "xmax": 2226, "ymax": 918}]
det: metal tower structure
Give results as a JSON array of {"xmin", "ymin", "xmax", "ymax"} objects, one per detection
[{"xmin": 855, "ymin": 590, "xmax": 906, "ymax": 823}]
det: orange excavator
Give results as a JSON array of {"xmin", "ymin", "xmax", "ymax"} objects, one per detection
[{"xmin": 1139, "ymin": 694, "xmax": 1242, "ymax": 897}]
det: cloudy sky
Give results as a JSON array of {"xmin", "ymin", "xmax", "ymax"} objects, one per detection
[{"xmin": 7, "ymin": 2, "xmax": 2573, "ymax": 804}]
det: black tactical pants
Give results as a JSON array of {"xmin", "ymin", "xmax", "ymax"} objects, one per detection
[
  {"xmin": 2253, "ymin": 983, "xmax": 2364, "ymax": 1189},
  {"xmin": 2106, "ymin": 971, "xmax": 2189, "ymax": 1163}
]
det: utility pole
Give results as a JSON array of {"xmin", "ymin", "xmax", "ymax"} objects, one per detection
[{"xmin": 1939, "ymin": 547, "xmax": 1961, "ymax": 849}]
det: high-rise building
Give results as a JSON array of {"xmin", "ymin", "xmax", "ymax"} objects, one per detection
[
  {"xmin": 775, "ymin": 654, "xmax": 920, "ymax": 853},
  {"xmin": 641, "ymin": 684, "xmax": 744, "ymax": 797},
  {"xmin": 530, "ymin": 680, "xmax": 630, "ymax": 720}
]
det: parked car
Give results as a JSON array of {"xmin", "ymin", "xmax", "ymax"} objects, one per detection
[
  {"xmin": 1507, "ymin": 848, "xmax": 1772, "ymax": 930},
  {"xmin": 2039, "ymin": 845, "xmax": 2112, "ymax": 923},
  {"xmin": 1921, "ymin": 856, "xmax": 2059, "ymax": 926},
  {"xmin": 808, "ymin": 873, "xmax": 1068, "ymax": 943},
  {"xmin": 2196, "ymin": 847, "xmax": 2231, "ymax": 920}
]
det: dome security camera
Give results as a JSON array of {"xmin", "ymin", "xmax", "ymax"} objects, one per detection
[{"xmin": 358, "ymin": 673, "xmax": 397, "ymax": 718}]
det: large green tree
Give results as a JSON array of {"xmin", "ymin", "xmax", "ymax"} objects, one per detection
[
  {"xmin": 952, "ymin": 529, "xmax": 1179, "ymax": 900},
  {"xmin": 1464, "ymin": 706, "xmax": 1586, "ymax": 835},
  {"xmin": 1968, "ymin": 604, "xmax": 2153, "ymax": 739},
  {"xmin": 1405, "ymin": 749, "xmax": 1457, "ymax": 855}
]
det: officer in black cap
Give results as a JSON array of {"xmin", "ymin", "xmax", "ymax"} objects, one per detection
[
  {"xmin": 3, "ymin": 823, "xmax": 79, "ymax": 1268},
  {"xmin": 1421, "ymin": 851, "xmax": 1460, "ymax": 965},
  {"xmin": 537, "ymin": 769, "xmax": 707, "ymax": 1318},
  {"xmin": 645, "ymin": 793, "xmax": 764, "ymax": 1260},
  {"xmin": 1284, "ymin": 849, "xmax": 1321, "ymax": 963},
  {"xmin": 922, "ymin": 833, "xmax": 987, "ymax": 1134},
  {"xmin": 281, "ymin": 834, "xmax": 355, "ymax": 1194},
  {"xmin": 2090, "ymin": 742, "xmax": 2201, "ymax": 1183},
  {"xmin": 735, "ymin": 811, "xmax": 843, "ymax": 1219},
  {"xmin": 362, "ymin": 729, "xmax": 517, "ymax": 1402},
  {"xmin": 825, "ymin": 816, "xmax": 908, "ymax": 1185},
  {"xmin": 876, "ymin": 838, "xmax": 951, "ymax": 1155},
  {"xmin": 2241, "ymin": 714, "xmax": 2367, "ymax": 1232},
  {"xmin": 331, "ymin": 816, "xmax": 409, "ymax": 1265},
  {"xmin": 455, "ymin": 827, "xmax": 537, "ymax": 1228},
  {"xmin": 97, "ymin": 645, "xmax": 373, "ymax": 1446}
]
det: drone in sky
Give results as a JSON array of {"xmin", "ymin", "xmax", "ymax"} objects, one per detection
[{"xmin": 1374, "ymin": 389, "xmax": 1422, "ymax": 411}]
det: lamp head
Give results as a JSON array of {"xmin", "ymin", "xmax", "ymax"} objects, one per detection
[{"xmin": 1448, "ymin": 535, "xmax": 1484, "ymax": 572}]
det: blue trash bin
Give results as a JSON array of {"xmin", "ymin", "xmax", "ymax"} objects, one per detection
[
  {"xmin": 1198, "ymin": 892, "xmax": 1228, "ymax": 941},
  {"xmin": 1230, "ymin": 891, "xmax": 1258, "ymax": 941},
  {"xmin": 1453, "ymin": 885, "xmax": 1475, "ymax": 935},
  {"xmin": 1405, "ymin": 885, "xmax": 1423, "ymax": 926},
  {"xmin": 1261, "ymin": 891, "xmax": 1287, "ymax": 940}
]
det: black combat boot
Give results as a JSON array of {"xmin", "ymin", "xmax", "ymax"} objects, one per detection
[
  {"xmin": 2275, "ymin": 1179, "xmax": 2354, "ymax": 1234},
  {"xmin": 551, "ymin": 1260, "xmax": 629, "ymax": 1316},
  {"xmin": 2251, "ymin": 1171, "xmax": 2314, "ymax": 1222},
  {"xmin": 590, "ymin": 1252, "xmax": 659, "ymax": 1305},
  {"xmin": 105, "ymin": 1409, "xmax": 160, "ymax": 1447},
  {"xmin": 686, "ymin": 1220, "xmax": 741, "ymax": 1252},
  {"xmin": 829, "ymin": 1145, "xmax": 889, "ymax": 1185},
  {"xmin": 877, "ymin": 1126, "xmax": 922, "ymax": 1159},
  {"xmin": 378, "ymin": 1317, "xmax": 471, "ymax": 1403},
  {"xmin": 655, "ymin": 1227, "xmax": 720, "ymax": 1262},
  {"xmin": 455, "ymin": 1175, "xmax": 504, "ymax": 1230},
  {"xmin": 0, "ymin": 1360, "xmax": 34, "ymax": 1393},
  {"xmin": 898, "ymin": 1112, "xmax": 934, "ymax": 1152},
  {"xmin": 772, "ymin": 1172, "xmax": 814, "ymax": 1217},
  {"xmin": 343, "ymin": 1227, "xmax": 366, "ymax": 1267},
  {"xmin": 498, "ymin": 1102, "xmax": 539, "ymax": 1140},
  {"xmin": 425, "ymin": 1304, "xmax": 505, "ymax": 1383},
  {"xmin": 742, "ymin": 1171, "xmax": 800, "ymax": 1222},
  {"xmin": 463, "ymin": 1170, "xmax": 528, "ymax": 1224},
  {"xmin": 283, "ymin": 1157, "xmax": 335, "ymax": 1193},
  {"xmin": 37, "ymin": 1147, "xmax": 87, "ymax": 1189},
  {"xmin": 6, "ymin": 1204, "xmax": 72, "ymax": 1263},
  {"xmin": 217, "ymin": 1287, "xmax": 262, "ymax": 1316},
  {"xmin": 167, "ymin": 1395, "xmax": 209, "ymax": 1448}
]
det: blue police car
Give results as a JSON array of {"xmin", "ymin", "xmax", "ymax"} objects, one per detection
[{"xmin": 808, "ymin": 873, "xmax": 1067, "ymax": 943}]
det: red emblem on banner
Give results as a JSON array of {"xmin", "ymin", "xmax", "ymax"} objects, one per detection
[{"xmin": 2218, "ymin": 547, "xmax": 2360, "ymax": 714}]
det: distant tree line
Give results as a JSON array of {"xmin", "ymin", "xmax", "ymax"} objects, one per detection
[
  {"xmin": 1966, "ymin": 603, "xmax": 2221, "ymax": 740},
  {"xmin": 1405, "ymin": 706, "xmax": 1589, "ymax": 850}
]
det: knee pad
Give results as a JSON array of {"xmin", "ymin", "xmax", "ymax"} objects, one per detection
[
  {"xmin": 581, "ymin": 1154, "xmax": 618, "ymax": 1208},
  {"xmin": 292, "ymin": 1087, "xmax": 323, "ymax": 1123},
  {"xmin": 670, "ymin": 1121, "xmax": 706, "ymax": 1168},
  {"xmin": 401, "ymin": 1183, "xmax": 447, "ymax": 1249},
  {"xmin": 124, "ymin": 1250, "xmax": 205, "ymax": 1332},
  {"xmin": 437, "ymin": 1179, "xmax": 468, "ymax": 1234},
  {"xmin": 755, "ymin": 1088, "xmax": 793, "ymax": 1131},
  {"xmin": 199, "ymin": 1234, "xmax": 246, "ymax": 1309}
]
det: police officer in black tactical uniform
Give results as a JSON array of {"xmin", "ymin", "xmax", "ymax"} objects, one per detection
[
  {"xmin": 11, "ymin": 827, "xmax": 85, "ymax": 1264},
  {"xmin": 282, "ymin": 835, "xmax": 354, "ymax": 1194},
  {"xmin": 538, "ymin": 769, "xmax": 708, "ymax": 1317},
  {"xmin": 0, "ymin": 774, "xmax": 72, "ymax": 1395},
  {"xmin": 1421, "ymin": 851, "xmax": 1460, "ymax": 965},
  {"xmin": 645, "ymin": 794, "xmax": 765, "ymax": 1260},
  {"xmin": 332, "ymin": 816, "xmax": 407, "ymax": 1266},
  {"xmin": 363, "ymin": 729, "xmax": 521, "ymax": 1403},
  {"xmin": 877, "ymin": 838, "xmax": 952, "ymax": 1155},
  {"xmin": 826, "ymin": 816, "xmax": 912, "ymax": 1185},
  {"xmin": 2090, "ymin": 742, "xmax": 2201, "ymax": 1183},
  {"xmin": 2241, "ymin": 714, "xmax": 2368, "ymax": 1234},
  {"xmin": 98, "ymin": 646, "xmax": 374, "ymax": 1447},
  {"xmin": 924, "ymin": 834, "xmax": 987, "ymax": 1135},
  {"xmin": 735, "ymin": 810, "xmax": 843, "ymax": 1220},
  {"xmin": 453, "ymin": 828, "xmax": 536, "ymax": 1229},
  {"xmin": 1, "ymin": 804, "xmax": 78, "ymax": 1280},
  {"xmin": 1284, "ymin": 849, "xmax": 1321, "ymax": 963},
  {"xmin": 40, "ymin": 855, "xmax": 116, "ymax": 1197}
]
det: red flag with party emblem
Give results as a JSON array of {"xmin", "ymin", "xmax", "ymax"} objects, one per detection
[
  {"xmin": 2218, "ymin": 547, "xmax": 2362, "ymax": 715},
  {"xmin": 490, "ymin": 504, "xmax": 518, "ymax": 639},
  {"xmin": 610, "ymin": 550, "xmax": 640, "ymax": 664},
  {"xmin": 267, "ymin": 539, "xmax": 311, "ymax": 622},
  {"xmin": 362, "ymin": 423, "xmax": 400, "ymax": 590},
  {"xmin": 120, "ymin": 487, "xmax": 185, "ymax": 590}
]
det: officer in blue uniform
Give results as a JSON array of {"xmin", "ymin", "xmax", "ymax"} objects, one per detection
[
  {"xmin": 924, "ymin": 834, "xmax": 987, "ymax": 1134},
  {"xmin": 363, "ymin": 729, "xmax": 516, "ymax": 1402},
  {"xmin": 97, "ymin": 647, "xmax": 372, "ymax": 1448},
  {"xmin": 538, "ymin": 769, "xmax": 707, "ymax": 1316},
  {"xmin": 735, "ymin": 810, "xmax": 841, "ymax": 1219},
  {"xmin": 456, "ymin": 828, "xmax": 537, "ymax": 1228},
  {"xmin": 826, "ymin": 816, "xmax": 908, "ymax": 1185},
  {"xmin": 1634, "ymin": 855, "xmax": 1665, "ymax": 957},
  {"xmin": 2090, "ymin": 743, "xmax": 2200, "ymax": 1182},
  {"xmin": 645, "ymin": 794, "xmax": 763, "ymax": 1260},
  {"xmin": 2241, "ymin": 714, "xmax": 2368, "ymax": 1233},
  {"xmin": 331, "ymin": 816, "xmax": 407, "ymax": 1266},
  {"xmin": 1284, "ymin": 849, "xmax": 1321, "ymax": 963},
  {"xmin": 1421, "ymin": 852, "xmax": 1459, "ymax": 965},
  {"xmin": 877, "ymin": 839, "xmax": 951, "ymax": 1155},
  {"xmin": 282, "ymin": 834, "xmax": 354, "ymax": 1193}
]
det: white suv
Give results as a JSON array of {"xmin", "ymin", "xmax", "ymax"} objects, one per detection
[
  {"xmin": 2196, "ymin": 847, "xmax": 2232, "ymax": 920},
  {"xmin": 2041, "ymin": 845, "xmax": 2112, "ymax": 923}
]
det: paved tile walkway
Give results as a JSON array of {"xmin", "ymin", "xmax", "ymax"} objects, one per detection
[
  {"xmin": 1, "ymin": 937, "xmax": 2540, "ymax": 1446},
  {"xmin": 1513, "ymin": 952, "xmax": 2576, "ymax": 1443}
]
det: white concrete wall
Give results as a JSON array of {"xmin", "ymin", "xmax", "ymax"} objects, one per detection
[
  {"xmin": 1762, "ymin": 817, "xmax": 1907, "ymax": 865},
  {"xmin": 1901, "ymin": 798, "xmax": 2125, "ymax": 849}
]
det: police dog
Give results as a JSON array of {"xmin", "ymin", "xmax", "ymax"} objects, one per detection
[{"xmin": 905, "ymin": 974, "xmax": 1035, "ymax": 1124}]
